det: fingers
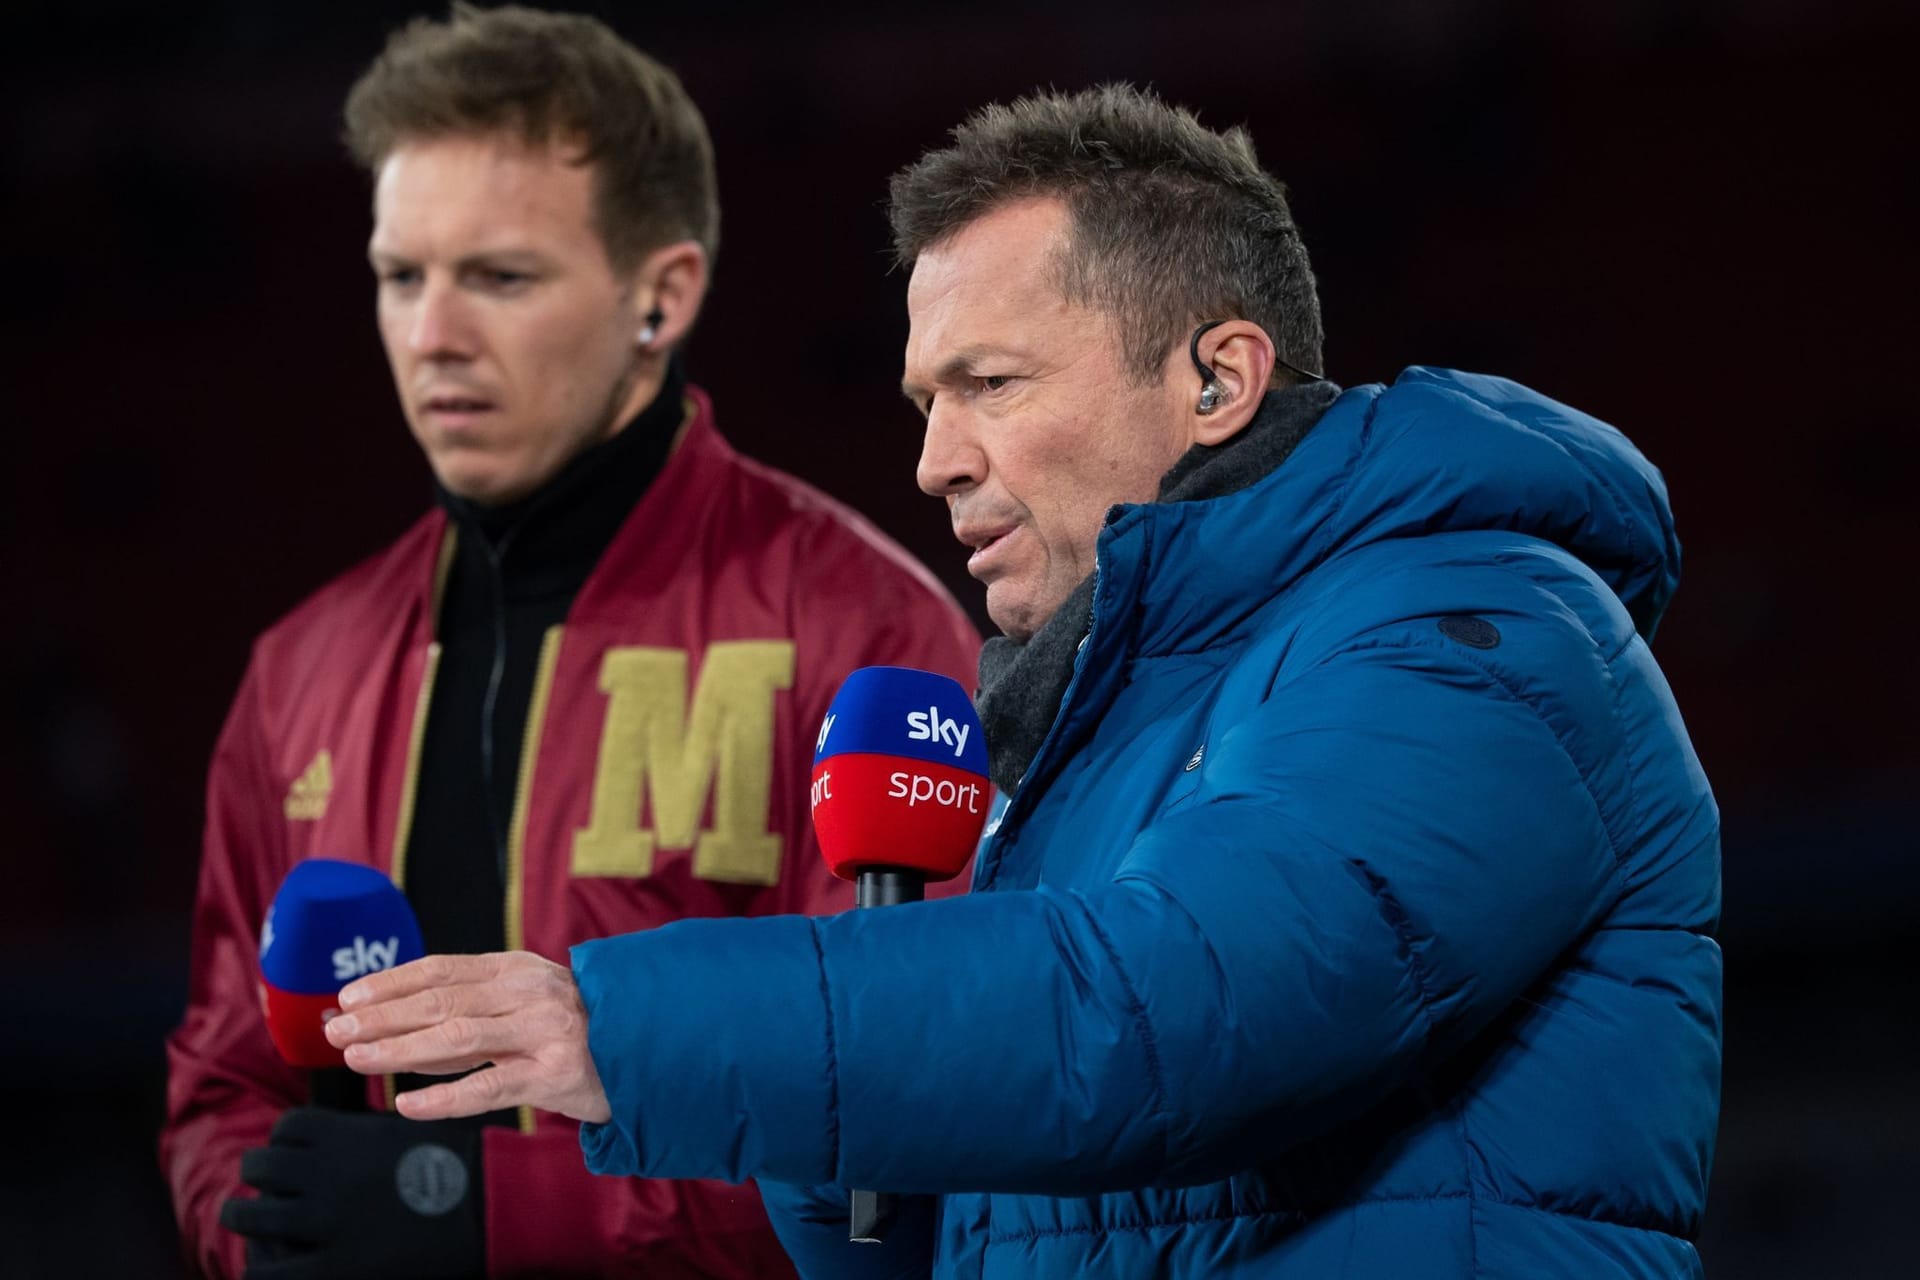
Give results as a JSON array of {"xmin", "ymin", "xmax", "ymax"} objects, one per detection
[
  {"xmin": 328, "ymin": 951, "xmax": 573, "ymax": 1055},
  {"xmin": 329, "ymin": 955, "xmax": 586, "ymax": 1080},
  {"xmin": 265, "ymin": 1108, "xmax": 317, "ymax": 1146},
  {"xmin": 324, "ymin": 976, "xmax": 528, "ymax": 1050},
  {"xmin": 238, "ymin": 1147, "xmax": 308, "ymax": 1196},
  {"xmin": 339, "ymin": 1001, "xmax": 576, "ymax": 1077},
  {"xmin": 338, "ymin": 1013, "xmax": 509, "ymax": 1078},
  {"xmin": 219, "ymin": 1193, "xmax": 323, "ymax": 1246},
  {"xmin": 266, "ymin": 1105, "xmax": 357, "ymax": 1146},
  {"xmin": 392, "ymin": 1059, "xmax": 531, "ymax": 1121},
  {"xmin": 336, "ymin": 951, "xmax": 512, "ymax": 1011},
  {"xmin": 390, "ymin": 1049, "xmax": 610, "ymax": 1125}
]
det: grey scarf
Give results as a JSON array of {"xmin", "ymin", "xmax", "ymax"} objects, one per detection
[{"xmin": 975, "ymin": 379, "xmax": 1341, "ymax": 794}]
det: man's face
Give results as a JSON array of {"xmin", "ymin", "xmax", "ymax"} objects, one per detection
[
  {"xmin": 370, "ymin": 133, "xmax": 649, "ymax": 505},
  {"xmin": 905, "ymin": 198, "xmax": 1194, "ymax": 641}
]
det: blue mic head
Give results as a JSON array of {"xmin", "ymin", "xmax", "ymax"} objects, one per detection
[
  {"xmin": 811, "ymin": 665, "xmax": 987, "ymax": 773},
  {"xmin": 259, "ymin": 859, "xmax": 424, "ymax": 1067}
]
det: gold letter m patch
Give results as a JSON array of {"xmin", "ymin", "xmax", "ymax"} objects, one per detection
[{"xmin": 570, "ymin": 641, "xmax": 795, "ymax": 886}]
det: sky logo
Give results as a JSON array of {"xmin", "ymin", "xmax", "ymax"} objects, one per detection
[
  {"xmin": 906, "ymin": 705, "xmax": 971, "ymax": 758},
  {"xmin": 816, "ymin": 712, "xmax": 836, "ymax": 754},
  {"xmin": 331, "ymin": 935, "xmax": 402, "ymax": 982}
]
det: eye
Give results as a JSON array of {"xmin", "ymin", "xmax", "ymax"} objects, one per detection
[
  {"xmin": 479, "ymin": 269, "xmax": 532, "ymax": 291},
  {"xmin": 979, "ymin": 375, "xmax": 1013, "ymax": 393},
  {"xmin": 379, "ymin": 266, "xmax": 421, "ymax": 288}
]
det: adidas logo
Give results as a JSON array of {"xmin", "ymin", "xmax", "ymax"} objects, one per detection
[{"xmin": 284, "ymin": 750, "xmax": 333, "ymax": 821}]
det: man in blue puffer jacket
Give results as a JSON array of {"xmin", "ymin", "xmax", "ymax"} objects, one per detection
[{"xmin": 328, "ymin": 84, "xmax": 1721, "ymax": 1278}]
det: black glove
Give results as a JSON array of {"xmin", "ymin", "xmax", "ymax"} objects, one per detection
[{"xmin": 218, "ymin": 1105, "xmax": 485, "ymax": 1280}]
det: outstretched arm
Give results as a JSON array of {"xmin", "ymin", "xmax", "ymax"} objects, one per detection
[{"xmin": 332, "ymin": 637, "xmax": 1618, "ymax": 1196}]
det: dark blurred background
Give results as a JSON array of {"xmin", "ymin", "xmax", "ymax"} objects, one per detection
[{"xmin": 2, "ymin": 0, "xmax": 1913, "ymax": 1274}]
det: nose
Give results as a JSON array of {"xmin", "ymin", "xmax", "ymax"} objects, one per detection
[
  {"xmin": 406, "ymin": 276, "xmax": 476, "ymax": 360},
  {"xmin": 916, "ymin": 399, "xmax": 985, "ymax": 498}
]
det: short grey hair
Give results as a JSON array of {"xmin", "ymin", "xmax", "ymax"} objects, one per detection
[{"xmin": 888, "ymin": 83, "xmax": 1324, "ymax": 385}]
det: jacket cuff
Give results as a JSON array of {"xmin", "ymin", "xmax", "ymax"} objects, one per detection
[
  {"xmin": 578, "ymin": 1119, "xmax": 632, "ymax": 1176},
  {"xmin": 571, "ymin": 914, "xmax": 840, "ymax": 1186}
]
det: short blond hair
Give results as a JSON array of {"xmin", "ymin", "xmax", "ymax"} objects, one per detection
[{"xmin": 343, "ymin": 4, "xmax": 718, "ymax": 269}]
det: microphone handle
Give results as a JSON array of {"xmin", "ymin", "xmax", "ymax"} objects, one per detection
[
  {"xmin": 848, "ymin": 865, "xmax": 924, "ymax": 1242},
  {"xmin": 311, "ymin": 1066, "xmax": 370, "ymax": 1112},
  {"xmin": 855, "ymin": 866, "xmax": 926, "ymax": 908}
]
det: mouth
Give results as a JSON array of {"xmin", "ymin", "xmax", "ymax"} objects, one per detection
[
  {"xmin": 956, "ymin": 523, "xmax": 1018, "ymax": 576},
  {"xmin": 420, "ymin": 393, "xmax": 498, "ymax": 426}
]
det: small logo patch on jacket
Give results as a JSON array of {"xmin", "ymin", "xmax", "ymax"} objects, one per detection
[
  {"xmin": 1438, "ymin": 615, "xmax": 1502, "ymax": 649},
  {"xmin": 1185, "ymin": 745, "xmax": 1206, "ymax": 772},
  {"xmin": 284, "ymin": 750, "xmax": 333, "ymax": 821}
]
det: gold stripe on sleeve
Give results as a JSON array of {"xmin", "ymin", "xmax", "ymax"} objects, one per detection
[
  {"xmin": 505, "ymin": 624, "xmax": 564, "ymax": 1135},
  {"xmin": 387, "ymin": 643, "xmax": 441, "ymax": 893},
  {"xmin": 383, "ymin": 640, "xmax": 441, "ymax": 1113},
  {"xmin": 395, "ymin": 521, "xmax": 457, "ymax": 890}
]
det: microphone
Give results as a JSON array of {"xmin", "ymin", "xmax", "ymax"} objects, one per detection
[
  {"xmin": 259, "ymin": 858, "xmax": 425, "ymax": 1109},
  {"xmin": 810, "ymin": 666, "xmax": 988, "ymax": 1242}
]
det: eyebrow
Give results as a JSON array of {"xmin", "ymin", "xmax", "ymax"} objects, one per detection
[
  {"xmin": 366, "ymin": 246, "xmax": 550, "ymax": 270},
  {"xmin": 900, "ymin": 343, "xmax": 1018, "ymax": 406}
]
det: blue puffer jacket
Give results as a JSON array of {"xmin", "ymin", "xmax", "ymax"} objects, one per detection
[{"xmin": 574, "ymin": 367, "xmax": 1721, "ymax": 1278}]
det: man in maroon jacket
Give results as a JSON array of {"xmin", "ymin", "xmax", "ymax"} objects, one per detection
[{"xmin": 160, "ymin": 8, "xmax": 979, "ymax": 1277}]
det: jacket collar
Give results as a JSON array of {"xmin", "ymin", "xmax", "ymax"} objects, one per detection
[
  {"xmin": 431, "ymin": 360, "xmax": 688, "ymax": 605},
  {"xmin": 976, "ymin": 365, "xmax": 1684, "ymax": 799},
  {"xmin": 976, "ymin": 380, "xmax": 1339, "ymax": 794}
]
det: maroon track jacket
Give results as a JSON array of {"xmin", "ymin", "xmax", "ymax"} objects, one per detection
[{"xmin": 162, "ymin": 389, "xmax": 981, "ymax": 1277}]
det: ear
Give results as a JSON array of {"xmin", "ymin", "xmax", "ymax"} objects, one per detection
[
  {"xmin": 627, "ymin": 239, "xmax": 709, "ymax": 351},
  {"xmin": 1190, "ymin": 320, "xmax": 1278, "ymax": 447}
]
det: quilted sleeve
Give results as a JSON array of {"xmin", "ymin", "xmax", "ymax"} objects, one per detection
[{"xmin": 570, "ymin": 632, "xmax": 1619, "ymax": 1195}]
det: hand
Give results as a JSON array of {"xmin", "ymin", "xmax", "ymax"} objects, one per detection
[
  {"xmin": 218, "ymin": 1106, "xmax": 483, "ymax": 1279},
  {"xmin": 324, "ymin": 951, "xmax": 611, "ymax": 1124}
]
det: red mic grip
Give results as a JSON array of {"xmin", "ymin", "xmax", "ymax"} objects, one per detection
[{"xmin": 810, "ymin": 754, "xmax": 987, "ymax": 882}]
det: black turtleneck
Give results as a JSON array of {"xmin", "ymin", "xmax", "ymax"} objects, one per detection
[{"xmin": 397, "ymin": 361, "xmax": 685, "ymax": 1115}]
